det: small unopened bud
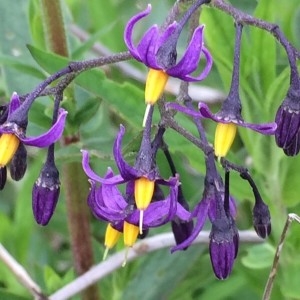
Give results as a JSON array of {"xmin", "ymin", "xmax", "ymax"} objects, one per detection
[
  {"xmin": 209, "ymin": 216, "xmax": 239, "ymax": 280},
  {"xmin": 252, "ymin": 201, "xmax": 271, "ymax": 239},
  {"xmin": 10, "ymin": 143, "xmax": 27, "ymax": 181},
  {"xmin": 0, "ymin": 167, "xmax": 7, "ymax": 190},
  {"xmin": 32, "ymin": 161, "xmax": 60, "ymax": 226},
  {"xmin": 171, "ymin": 219, "xmax": 194, "ymax": 250}
]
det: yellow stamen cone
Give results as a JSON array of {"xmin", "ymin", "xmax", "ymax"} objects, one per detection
[
  {"xmin": 214, "ymin": 123, "xmax": 237, "ymax": 158},
  {"xmin": 134, "ymin": 177, "xmax": 155, "ymax": 232},
  {"xmin": 145, "ymin": 69, "xmax": 169, "ymax": 105},
  {"xmin": 122, "ymin": 221, "xmax": 139, "ymax": 266},
  {"xmin": 103, "ymin": 223, "xmax": 121, "ymax": 260},
  {"xmin": 123, "ymin": 221, "xmax": 139, "ymax": 247},
  {"xmin": 0, "ymin": 134, "xmax": 20, "ymax": 167}
]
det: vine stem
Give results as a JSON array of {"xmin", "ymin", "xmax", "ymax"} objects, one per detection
[{"xmin": 48, "ymin": 230, "xmax": 262, "ymax": 300}]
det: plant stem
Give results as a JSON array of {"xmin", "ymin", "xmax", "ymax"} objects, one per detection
[
  {"xmin": 62, "ymin": 162, "xmax": 99, "ymax": 300},
  {"xmin": 40, "ymin": 0, "xmax": 68, "ymax": 56},
  {"xmin": 40, "ymin": 1, "xmax": 99, "ymax": 299}
]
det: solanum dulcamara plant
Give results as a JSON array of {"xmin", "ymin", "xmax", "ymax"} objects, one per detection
[{"xmin": 1, "ymin": 1, "xmax": 300, "ymax": 298}]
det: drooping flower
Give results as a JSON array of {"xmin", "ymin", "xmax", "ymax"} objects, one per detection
[
  {"xmin": 168, "ymin": 100, "xmax": 277, "ymax": 158},
  {"xmin": 124, "ymin": 3, "xmax": 212, "ymax": 125},
  {"xmin": 86, "ymin": 168, "xmax": 190, "ymax": 262},
  {"xmin": 0, "ymin": 92, "xmax": 67, "ymax": 178},
  {"xmin": 169, "ymin": 23, "xmax": 276, "ymax": 157},
  {"xmin": 275, "ymin": 87, "xmax": 300, "ymax": 156},
  {"xmin": 171, "ymin": 172, "xmax": 236, "ymax": 252},
  {"xmin": 81, "ymin": 122, "xmax": 185, "ymax": 233}
]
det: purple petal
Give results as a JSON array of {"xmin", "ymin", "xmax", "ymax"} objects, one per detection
[
  {"xmin": 167, "ymin": 26, "xmax": 205, "ymax": 76},
  {"xmin": 171, "ymin": 198, "xmax": 209, "ymax": 252},
  {"xmin": 198, "ymin": 102, "xmax": 277, "ymax": 134},
  {"xmin": 241, "ymin": 120, "xmax": 277, "ymax": 135},
  {"xmin": 101, "ymin": 182, "xmax": 127, "ymax": 211},
  {"xmin": 8, "ymin": 92, "xmax": 21, "ymax": 116},
  {"xmin": 124, "ymin": 4, "xmax": 152, "ymax": 61},
  {"xmin": 136, "ymin": 25, "xmax": 159, "ymax": 67},
  {"xmin": 113, "ymin": 125, "xmax": 139, "ymax": 179},
  {"xmin": 145, "ymin": 22, "xmax": 178, "ymax": 69},
  {"xmin": 20, "ymin": 108, "xmax": 67, "ymax": 147},
  {"xmin": 81, "ymin": 150, "xmax": 126, "ymax": 184},
  {"xmin": 178, "ymin": 46, "xmax": 213, "ymax": 82}
]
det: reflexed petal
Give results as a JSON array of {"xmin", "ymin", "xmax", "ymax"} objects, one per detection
[
  {"xmin": 124, "ymin": 4, "xmax": 152, "ymax": 61},
  {"xmin": 198, "ymin": 102, "xmax": 277, "ymax": 134},
  {"xmin": 81, "ymin": 150, "xmax": 125, "ymax": 184},
  {"xmin": 145, "ymin": 22, "xmax": 177, "ymax": 68},
  {"xmin": 137, "ymin": 25, "xmax": 159, "ymax": 67},
  {"xmin": 177, "ymin": 47, "xmax": 213, "ymax": 82},
  {"xmin": 8, "ymin": 92, "xmax": 22, "ymax": 115},
  {"xmin": 113, "ymin": 125, "xmax": 140, "ymax": 179},
  {"xmin": 102, "ymin": 182, "xmax": 128, "ymax": 210},
  {"xmin": 167, "ymin": 26, "xmax": 204, "ymax": 76},
  {"xmin": 20, "ymin": 108, "xmax": 68, "ymax": 147},
  {"xmin": 171, "ymin": 198, "xmax": 209, "ymax": 252}
]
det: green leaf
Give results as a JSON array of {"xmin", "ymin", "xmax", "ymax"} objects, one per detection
[
  {"xmin": 44, "ymin": 266, "xmax": 63, "ymax": 294},
  {"xmin": 0, "ymin": 289, "xmax": 30, "ymax": 300},
  {"xmin": 241, "ymin": 243, "xmax": 275, "ymax": 269},
  {"xmin": 74, "ymin": 97, "xmax": 101, "ymax": 125}
]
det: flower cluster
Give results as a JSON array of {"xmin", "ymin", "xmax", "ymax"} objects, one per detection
[{"xmin": 6, "ymin": 0, "xmax": 298, "ymax": 285}]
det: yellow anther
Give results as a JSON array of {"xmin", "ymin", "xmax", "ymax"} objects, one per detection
[
  {"xmin": 0, "ymin": 134, "xmax": 20, "ymax": 167},
  {"xmin": 103, "ymin": 223, "xmax": 121, "ymax": 260},
  {"xmin": 123, "ymin": 221, "xmax": 139, "ymax": 247},
  {"xmin": 122, "ymin": 221, "xmax": 139, "ymax": 266},
  {"xmin": 145, "ymin": 69, "xmax": 169, "ymax": 105},
  {"xmin": 214, "ymin": 123, "xmax": 237, "ymax": 158},
  {"xmin": 134, "ymin": 177, "xmax": 155, "ymax": 234}
]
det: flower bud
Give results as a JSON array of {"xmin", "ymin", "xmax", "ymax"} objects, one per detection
[
  {"xmin": 32, "ymin": 161, "xmax": 60, "ymax": 225},
  {"xmin": 0, "ymin": 167, "xmax": 7, "ymax": 190},
  {"xmin": 10, "ymin": 143, "xmax": 27, "ymax": 181},
  {"xmin": 252, "ymin": 200, "xmax": 271, "ymax": 239},
  {"xmin": 209, "ymin": 216, "xmax": 239, "ymax": 280}
]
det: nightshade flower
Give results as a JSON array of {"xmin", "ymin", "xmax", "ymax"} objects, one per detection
[
  {"xmin": 275, "ymin": 87, "xmax": 300, "ymax": 156},
  {"xmin": 86, "ymin": 169, "xmax": 190, "ymax": 263},
  {"xmin": 168, "ymin": 102, "xmax": 277, "ymax": 158},
  {"xmin": 0, "ymin": 92, "xmax": 67, "ymax": 178},
  {"xmin": 124, "ymin": 3, "xmax": 212, "ymax": 125},
  {"xmin": 81, "ymin": 124, "xmax": 186, "ymax": 233}
]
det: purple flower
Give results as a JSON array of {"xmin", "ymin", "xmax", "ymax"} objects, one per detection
[
  {"xmin": 124, "ymin": 4, "xmax": 212, "ymax": 82},
  {"xmin": 171, "ymin": 179, "xmax": 236, "ymax": 252},
  {"xmin": 168, "ymin": 102, "xmax": 277, "ymax": 134},
  {"xmin": 0, "ymin": 92, "xmax": 67, "ymax": 169},
  {"xmin": 82, "ymin": 125, "xmax": 190, "ymax": 232},
  {"xmin": 87, "ymin": 169, "xmax": 191, "ymax": 231},
  {"xmin": 275, "ymin": 87, "xmax": 300, "ymax": 156}
]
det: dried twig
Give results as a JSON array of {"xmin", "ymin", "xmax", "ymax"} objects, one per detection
[
  {"xmin": 0, "ymin": 244, "xmax": 47, "ymax": 300},
  {"xmin": 263, "ymin": 213, "xmax": 300, "ymax": 300}
]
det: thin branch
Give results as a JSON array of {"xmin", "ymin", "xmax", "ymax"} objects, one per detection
[
  {"xmin": 49, "ymin": 230, "xmax": 262, "ymax": 300},
  {"xmin": 263, "ymin": 213, "xmax": 300, "ymax": 300},
  {"xmin": 0, "ymin": 244, "xmax": 47, "ymax": 300}
]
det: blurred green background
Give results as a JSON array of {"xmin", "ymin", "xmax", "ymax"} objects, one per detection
[{"xmin": 0, "ymin": 0, "xmax": 300, "ymax": 299}]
